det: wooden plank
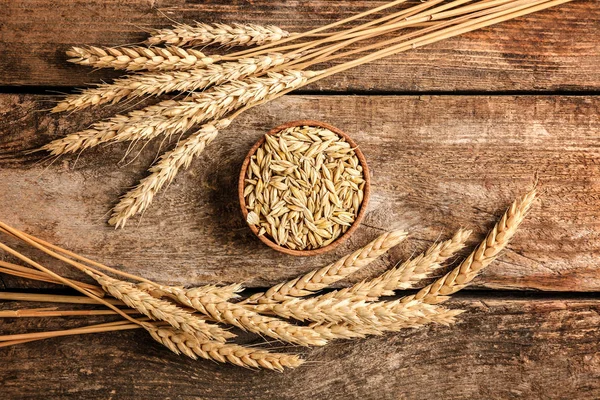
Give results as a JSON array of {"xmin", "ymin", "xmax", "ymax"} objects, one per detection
[
  {"xmin": 1, "ymin": 296, "xmax": 599, "ymax": 399},
  {"xmin": 0, "ymin": 94, "xmax": 599, "ymax": 291},
  {"xmin": 1, "ymin": 0, "xmax": 598, "ymax": 91}
]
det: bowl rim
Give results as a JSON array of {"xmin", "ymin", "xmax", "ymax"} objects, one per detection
[{"xmin": 238, "ymin": 119, "xmax": 371, "ymax": 257}]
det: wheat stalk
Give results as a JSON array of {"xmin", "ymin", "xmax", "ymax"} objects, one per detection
[
  {"xmin": 404, "ymin": 189, "xmax": 537, "ymax": 305},
  {"xmin": 42, "ymin": 70, "xmax": 315, "ymax": 157},
  {"xmin": 66, "ymin": 46, "xmax": 220, "ymax": 71},
  {"xmin": 313, "ymin": 302, "xmax": 465, "ymax": 339},
  {"xmin": 138, "ymin": 282, "xmax": 244, "ymax": 302},
  {"xmin": 248, "ymin": 286, "xmax": 459, "ymax": 325},
  {"xmin": 147, "ymin": 326, "xmax": 303, "ymax": 371},
  {"xmin": 244, "ymin": 229, "xmax": 408, "ymax": 304},
  {"xmin": 87, "ymin": 271, "xmax": 233, "ymax": 342},
  {"xmin": 52, "ymin": 53, "xmax": 293, "ymax": 113},
  {"xmin": 107, "ymin": 120, "xmax": 229, "ymax": 227},
  {"xmin": 147, "ymin": 22, "xmax": 292, "ymax": 48},
  {"xmin": 190, "ymin": 294, "xmax": 327, "ymax": 346},
  {"xmin": 340, "ymin": 228, "xmax": 472, "ymax": 300}
]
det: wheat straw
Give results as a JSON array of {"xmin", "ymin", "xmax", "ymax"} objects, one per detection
[
  {"xmin": 340, "ymin": 228, "xmax": 472, "ymax": 300},
  {"xmin": 67, "ymin": 46, "xmax": 220, "ymax": 71},
  {"xmin": 147, "ymin": 22, "xmax": 291, "ymax": 48},
  {"xmin": 53, "ymin": 53, "xmax": 293, "ymax": 113},
  {"xmin": 138, "ymin": 282, "xmax": 244, "ymax": 303},
  {"xmin": 108, "ymin": 120, "xmax": 229, "ymax": 227},
  {"xmin": 244, "ymin": 229, "xmax": 408, "ymax": 304},
  {"xmin": 88, "ymin": 271, "xmax": 233, "ymax": 342},
  {"xmin": 313, "ymin": 303, "xmax": 465, "ymax": 339},
  {"xmin": 42, "ymin": 70, "xmax": 316, "ymax": 157},
  {"xmin": 148, "ymin": 326, "xmax": 302, "ymax": 370},
  {"xmin": 404, "ymin": 189, "xmax": 537, "ymax": 305}
]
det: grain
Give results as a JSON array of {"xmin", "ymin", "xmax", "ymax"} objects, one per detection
[
  {"xmin": 404, "ymin": 189, "xmax": 537, "ymax": 305},
  {"xmin": 137, "ymin": 282, "xmax": 244, "ymax": 302},
  {"xmin": 244, "ymin": 230, "xmax": 408, "ymax": 304},
  {"xmin": 148, "ymin": 326, "xmax": 303, "ymax": 371},
  {"xmin": 108, "ymin": 120, "xmax": 230, "ymax": 228},
  {"xmin": 42, "ymin": 70, "xmax": 316, "ymax": 157},
  {"xmin": 339, "ymin": 228, "xmax": 472, "ymax": 300},
  {"xmin": 243, "ymin": 125, "xmax": 366, "ymax": 250},
  {"xmin": 52, "ymin": 53, "xmax": 292, "ymax": 113},
  {"xmin": 66, "ymin": 46, "xmax": 219, "ymax": 71},
  {"xmin": 188, "ymin": 294, "xmax": 327, "ymax": 346},
  {"xmin": 147, "ymin": 22, "xmax": 291, "ymax": 47},
  {"xmin": 88, "ymin": 271, "xmax": 232, "ymax": 342}
]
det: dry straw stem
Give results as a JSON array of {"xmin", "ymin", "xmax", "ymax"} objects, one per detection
[
  {"xmin": 147, "ymin": 326, "xmax": 303, "ymax": 371},
  {"xmin": 341, "ymin": 228, "xmax": 472, "ymax": 301},
  {"xmin": 42, "ymin": 70, "xmax": 315, "ymax": 157},
  {"xmin": 67, "ymin": 46, "xmax": 220, "ymax": 71},
  {"xmin": 405, "ymin": 189, "xmax": 537, "ymax": 305},
  {"xmin": 147, "ymin": 22, "xmax": 292, "ymax": 48},
  {"xmin": 87, "ymin": 271, "xmax": 233, "ymax": 342},
  {"xmin": 244, "ymin": 229, "xmax": 408, "ymax": 304},
  {"xmin": 53, "ymin": 53, "xmax": 292, "ymax": 113}
]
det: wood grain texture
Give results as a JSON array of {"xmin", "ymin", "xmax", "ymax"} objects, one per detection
[
  {"xmin": 0, "ymin": 94, "xmax": 599, "ymax": 291},
  {"xmin": 1, "ymin": 0, "xmax": 598, "ymax": 91},
  {"xmin": 1, "ymin": 296, "xmax": 599, "ymax": 399}
]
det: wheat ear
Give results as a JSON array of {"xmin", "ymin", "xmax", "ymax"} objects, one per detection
[
  {"xmin": 138, "ymin": 282, "xmax": 244, "ymax": 302},
  {"xmin": 313, "ymin": 302, "xmax": 465, "ymax": 340},
  {"xmin": 42, "ymin": 70, "xmax": 315, "ymax": 157},
  {"xmin": 107, "ymin": 120, "xmax": 229, "ymax": 228},
  {"xmin": 148, "ymin": 326, "xmax": 302, "ymax": 371},
  {"xmin": 339, "ymin": 228, "xmax": 472, "ymax": 300},
  {"xmin": 53, "ymin": 53, "xmax": 292, "ymax": 113},
  {"xmin": 87, "ymin": 272, "xmax": 233, "ymax": 342},
  {"xmin": 147, "ymin": 22, "xmax": 291, "ymax": 47},
  {"xmin": 405, "ymin": 189, "xmax": 537, "ymax": 305},
  {"xmin": 244, "ymin": 230, "xmax": 408, "ymax": 304},
  {"xmin": 248, "ymin": 286, "xmax": 461, "ymax": 325},
  {"xmin": 66, "ymin": 46, "xmax": 220, "ymax": 71}
]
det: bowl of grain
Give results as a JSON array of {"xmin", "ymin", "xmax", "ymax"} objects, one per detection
[{"xmin": 238, "ymin": 120, "xmax": 370, "ymax": 256}]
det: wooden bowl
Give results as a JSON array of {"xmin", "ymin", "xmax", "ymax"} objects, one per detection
[{"xmin": 238, "ymin": 120, "xmax": 371, "ymax": 257}]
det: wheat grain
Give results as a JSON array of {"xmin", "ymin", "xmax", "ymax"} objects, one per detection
[
  {"xmin": 194, "ymin": 295, "xmax": 327, "ymax": 346},
  {"xmin": 313, "ymin": 303, "xmax": 464, "ymax": 340},
  {"xmin": 141, "ymin": 282, "xmax": 326, "ymax": 346},
  {"xmin": 138, "ymin": 282, "xmax": 244, "ymax": 302},
  {"xmin": 108, "ymin": 120, "xmax": 230, "ymax": 228},
  {"xmin": 148, "ymin": 326, "xmax": 303, "ymax": 371},
  {"xmin": 42, "ymin": 70, "xmax": 315, "ymax": 157},
  {"xmin": 147, "ymin": 22, "xmax": 291, "ymax": 47},
  {"xmin": 243, "ymin": 229, "xmax": 408, "ymax": 304},
  {"xmin": 88, "ymin": 271, "xmax": 232, "ymax": 342},
  {"xmin": 66, "ymin": 45, "xmax": 219, "ymax": 71},
  {"xmin": 53, "ymin": 53, "xmax": 292, "ymax": 113},
  {"xmin": 244, "ymin": 125, "xmax": 365, "ymax": 250},
  {"xmin": 404, "ymin": 189, "xmax": 537, "ymax": 305},
  {"xmin": 336, "ymin": 228, "xmax": 472, "ymax": 301}
]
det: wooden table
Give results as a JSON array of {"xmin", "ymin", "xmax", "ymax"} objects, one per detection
[{"xmin": 1, "ymin": 1, "xmax": 599, "ymax": 399}]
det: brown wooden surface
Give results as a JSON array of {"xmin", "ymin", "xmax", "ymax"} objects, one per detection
[
  {"xmin": 1, "ymin": 1, "xmax": 600, "ymax": 399},
  {"xmin": 1, "ymin": 0, "xmax": 599, "ymax": 91},
  {"xmin": 1, "ymin": 296, "xmax": 600, "ymax": 399},
  {"xmin": 1, "ymin": 94, "xmax": 599, "ymax": 292}
]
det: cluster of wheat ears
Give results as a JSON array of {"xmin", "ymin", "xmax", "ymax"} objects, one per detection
[
  {"xmin": 37, "ymin": 0, "xmax": 569, "ymax": 228},
  {"xmin": 0, "ymin": 189, "xmax": 535, "ymax": 370}
]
